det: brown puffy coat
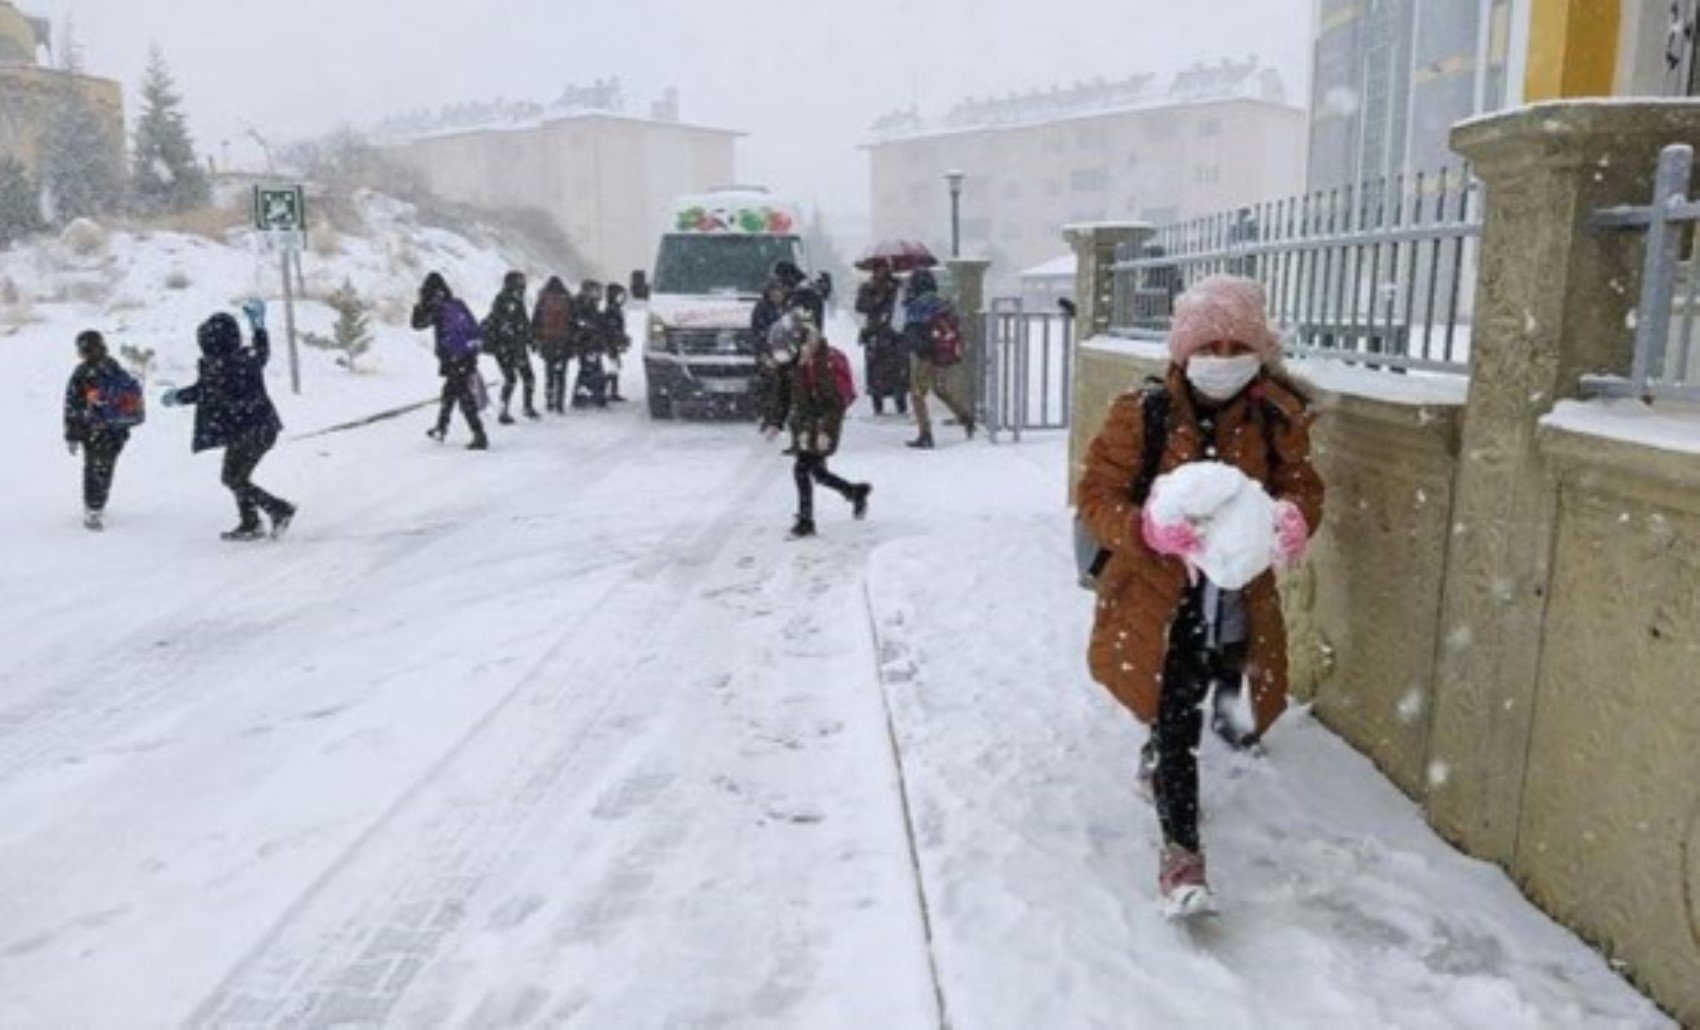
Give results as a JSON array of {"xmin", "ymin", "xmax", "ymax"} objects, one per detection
[{"xmin": 1076, "ymin": 366, "xmax": 1324, "ymax": 735}]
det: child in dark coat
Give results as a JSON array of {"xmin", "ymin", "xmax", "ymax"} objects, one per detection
[
  {"xmin": 161, "ymin": 300, "xmax": 297, "ymax": 540},
  {"xmin": 62, "ymin": 330, "xmax": 135, "ymax": 531}
]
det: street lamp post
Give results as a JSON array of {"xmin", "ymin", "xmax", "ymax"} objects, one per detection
[{"xmin": 945, "ymin": 169, "xmax": 965, "ymax": 258}]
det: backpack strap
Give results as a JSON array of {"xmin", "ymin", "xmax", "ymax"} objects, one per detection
[
  {"xmin": 1086, "ymin": 381, "xmax": 1171, "ymax": 581},
  {"xmin": 1129, "ymin": 380, "xmax": 1171, "ymax": 505}
]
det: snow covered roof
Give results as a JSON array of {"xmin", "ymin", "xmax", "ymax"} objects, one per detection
[
  {"xmin": 370, "ymin": 82, "xmax": 741, "ymax": 146},
  {"xmin": 867, "ymin": 59, "xmax": 1293, "ymax": 144}
]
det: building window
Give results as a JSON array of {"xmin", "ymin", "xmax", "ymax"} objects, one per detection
[
  {"xmin": 1198, "ymin": 118, "xmax": 1222, "ymax": 137},
  {"xmin": 1002, "ymin": 181, "xmax": 1023, "ymax": 201},
  {"xmin": 1070, "ymin": 168, "xmax": 1109, "ymax": 192},
  {"xmin": 1043, "ymin": 133, "xmax": 1067, "ymax": 153},
  {"xmin": 1147, "ymin": 117, "xmax": 1179, "ymax": 140},
  {"xmin": 1045, "ymin": 179, "xmax": 1064, "ymax": 197},
  {"xmin": 1126, "ymin": 149, "xmax": 1140, "ymax": 169},
  {"xmin": 1193, "ymin": 166, "xmax": 1220, "ymax": 185}
]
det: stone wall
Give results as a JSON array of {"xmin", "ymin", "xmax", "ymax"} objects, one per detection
[{"xmin": 1516, "ymin": 425, "xmax": 1700, "ymax": 1021}]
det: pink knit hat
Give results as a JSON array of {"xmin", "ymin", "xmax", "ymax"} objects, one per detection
[{"xmin": 1168, "ymin": 275, "xmax": 1280, "ymax": 364}]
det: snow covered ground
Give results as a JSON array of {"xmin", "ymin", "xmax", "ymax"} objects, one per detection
[{"xmin": 0, "ymin": 226, "xmax": 1674, "ymax": 1026}]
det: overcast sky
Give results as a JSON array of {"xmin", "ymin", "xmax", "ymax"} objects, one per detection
[{"xmin": 33, "ymin": 0, "xmax": 1314, "ymax": 229}]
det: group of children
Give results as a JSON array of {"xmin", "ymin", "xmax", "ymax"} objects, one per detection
[
  {"xmin": 60, "ymin": 261, "xmax": 1329, "ymax": 923},
  {"xmin": 414, "ymin": 271, "xmax": 632, "ymax": 449}
]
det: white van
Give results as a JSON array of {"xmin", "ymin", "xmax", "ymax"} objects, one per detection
[{"xmin": 643, "ymin": 188, "xmax": 808, "ymax": 419}]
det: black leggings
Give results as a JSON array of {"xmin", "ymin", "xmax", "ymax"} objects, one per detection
[
  {"xmin": 793, "ymin": 453, "xmax": 854, "ymax": 520},
  {"xmin": 222, "ymin": 429, "xmax": 290, "ymax": 528},
  {"xmin": 82, "ymin": 432, "xmax": 127, "ymax": 512},
  {"xmin": 437, "ymin": 368, "xmax": 486, "ymax": 435},
  {"xmin": 496, "ymin": 350, "xmax": 535, "ymax": 410},
  {"xmin": 1152, "ymin": 594, "xmax": 1248, "ymax": 854}
]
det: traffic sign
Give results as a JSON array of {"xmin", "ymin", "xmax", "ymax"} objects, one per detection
[{"xmin": 254, "ymin": 185, "xmax": 306, "ymax": 233}]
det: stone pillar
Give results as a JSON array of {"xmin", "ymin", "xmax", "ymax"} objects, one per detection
[
  {"xmin": 945, "ymin": 257, "xmax": 990, "ymax": 421},
  {"xmin": 1062, "ymin": 222, "xmax": 1151, "ymax": 342},
  {"xmin": 1426, "ymin": 102, "xmax": 1700, "ymax": 862},
  {"xmin": 1063, "ymin": 223, "xmax": 1152, "ymax": 496}
]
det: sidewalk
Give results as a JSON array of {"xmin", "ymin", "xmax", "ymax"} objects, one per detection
[{"xmin": 865, "ymin": 511, "xmax": 1670, "ymax": 1029}]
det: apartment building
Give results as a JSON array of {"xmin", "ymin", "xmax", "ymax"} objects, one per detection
[
  {"xmin": 379, "ymin": 82, "xmax": 741, "ymax": 281},
  {"xmin": 864, "ymin": 59, "xmax": 1309, "ymax": 290}
]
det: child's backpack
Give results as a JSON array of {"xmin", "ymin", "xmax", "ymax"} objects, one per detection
[
  {"xmin": 439, "ymin": 298, "xmax": 484, "ymax": 359},
  {"xmin": 927, "ymin": 308, "xmax": 965, "ymax": 367},
  {"xmin": 825, "ymin": 344, "xmax": 857, "ymax": 407},
  {"xmin": 86, "ymin": 363, "xmax": 146, "ymax": 429}
]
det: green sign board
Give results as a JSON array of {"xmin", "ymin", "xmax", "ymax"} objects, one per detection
[{"xmin": 253, "ymin": 185, "xmax": 306, "ymax": 233}]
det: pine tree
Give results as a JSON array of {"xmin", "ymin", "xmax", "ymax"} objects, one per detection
[
  {"xmin": 305, "ymin": 279, "xmax": 374, "ymax": 372},
  {"xmin": 37, "ymin": 34, "xmax": 124, "ymax": 225},
  {"xmin": 0, "ymin": 157, "xmax": 44, "ymax": 245},
  {"xmin": 131, "ymin": 45, "xmax": 210, "ymax": 215}
]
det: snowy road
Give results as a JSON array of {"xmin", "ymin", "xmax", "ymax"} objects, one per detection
[{"xmin": 0, "ymin": 355, "xmax": 1672, "ymax": 1028}]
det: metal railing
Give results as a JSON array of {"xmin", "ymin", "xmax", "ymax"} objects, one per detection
[
  {"xmin": 1110, "ymin": 170, "xmax": 1482, "ymax": 374},
  {"xmin": 980, "ymin": 298, "xmax": 1073, "ymax": 441},
  {"xmin": 1586, "ymin": 143, "xmax": 1700, "ymax": 403}
]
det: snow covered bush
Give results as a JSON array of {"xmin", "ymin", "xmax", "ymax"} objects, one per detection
[{"xmin": 59, "ymin": 219, "xmax": 108, "ymax": 258}]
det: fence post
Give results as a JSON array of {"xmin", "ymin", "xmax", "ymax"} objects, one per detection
[
  {"xmin": 1062, "ymin": 222, "xmax": 1152, "ymax": 341},
  {"xmin": 1426, "ymin": 102, "xmax": 1700, "ymax": 866},
  {"xmin": 945, "ymin": 257, "xmax": 991, "ymax": 429}
]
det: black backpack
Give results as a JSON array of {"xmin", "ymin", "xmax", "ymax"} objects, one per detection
[{"xmin": 1074, "ymin": 384, "xmax": 1169, "ymax": 589}]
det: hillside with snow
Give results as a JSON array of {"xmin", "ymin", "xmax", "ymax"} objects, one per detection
[{"xmin": 1, "ymin": 186, "xmax": 558, "ymax": 430}]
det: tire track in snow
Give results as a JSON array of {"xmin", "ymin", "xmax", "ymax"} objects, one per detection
[{"xmin": 184, "ymin": 441, "xmax": 786, "ymax": 1027}]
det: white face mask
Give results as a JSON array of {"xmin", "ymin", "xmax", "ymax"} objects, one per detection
[{"xmin": 1186, "ymin": 354, "xmax": 1262, "ymax": 401}]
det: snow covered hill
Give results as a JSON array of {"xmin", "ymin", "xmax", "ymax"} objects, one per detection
[{"xmin": 1, "ymin": 188, "xmax": 530, "ymax": 432}]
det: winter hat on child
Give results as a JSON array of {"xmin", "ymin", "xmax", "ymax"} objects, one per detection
[
  {"xmin": 75, "ymin": 330, "xmax": 106, "ymax": 359},
  {"xmin": 1168, "ymin": 275, "xmax": 1280, "ymax": 364}
]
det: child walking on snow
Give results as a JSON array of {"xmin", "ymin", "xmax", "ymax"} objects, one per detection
[
  {"xmin": 761, "ymin": 313, "xmax": 871, "ymax": 538},
  {"xmin": 1075, "ymin": 275, "xmax": 1323, "ymax": 916},
  {"xmin": 62, "ymin": 330, "xmax": 143, "ymax": 531}
]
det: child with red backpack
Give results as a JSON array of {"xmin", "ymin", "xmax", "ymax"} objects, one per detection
[
  {"xmin": 760, "ymin": 315, "xmax": 871, "ymax": 539},
  {"xmin": 62, "ymin": 330, "xmax": 144, "ymax": 531},
  {"xmin": 900, "ymin": 268, "xmax": 975, "ymax": 449}
]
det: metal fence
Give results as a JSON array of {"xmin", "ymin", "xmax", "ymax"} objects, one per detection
[
  {"xmin": 1586, "ymin": 143, "xmax": 1700, "ymax": 403},
  {"xmin": 980, "ymin": 298, "xmax": 1073, "ymax": 441},
  {"xmin": 1110, "ymin": 170, "xmax": 1482, "ymax": 374}
]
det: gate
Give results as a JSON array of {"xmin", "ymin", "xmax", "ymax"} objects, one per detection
[{"xmin": 979, "ymin": 298, "xmax": 1073, "ymax": 442}]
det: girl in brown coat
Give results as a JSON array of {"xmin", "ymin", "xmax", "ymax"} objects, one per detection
[{"xmin": 1076, "ymin": 275, "xmax": 1324, "ymax": 916}]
